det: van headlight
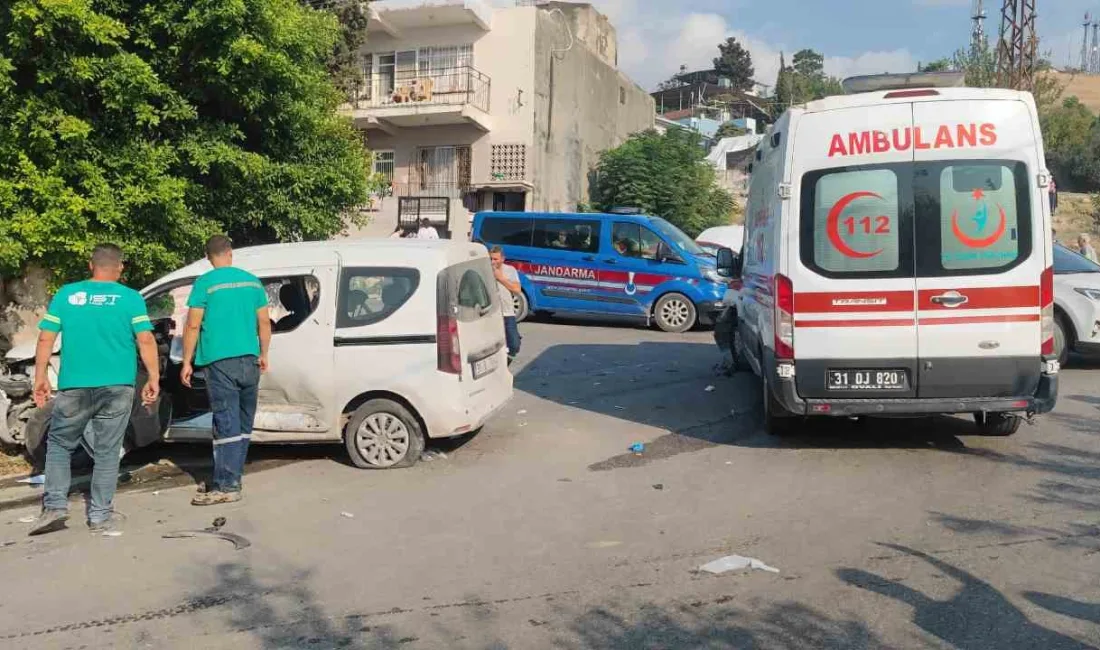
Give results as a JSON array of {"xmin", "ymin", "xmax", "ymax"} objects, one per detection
[
  {"xmin": 703, "ymin": 269, "xmax": 724, "ymax": 284},
  {"xmin": 1074, "ymin": 287, "xmax": 1100, "ymax": 302}
]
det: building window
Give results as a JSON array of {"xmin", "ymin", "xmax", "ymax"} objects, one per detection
[
  {"xmin": 372, "ymin": 151, "xmax": 395, "ymax": 196},
  {"xmin": 366, "ymin": 45, "xmax": 473, "ymax": 100},
  {"xmin": 415, "ymin": 146, "xmax": 472, "ymax": 195},
  {"xmin": 490, "ymin": 144, "xmax": 527, "ymax": 181},
  {"xmin": 619, "ymin": 87, "xmax": 626, "ymax": 105}
]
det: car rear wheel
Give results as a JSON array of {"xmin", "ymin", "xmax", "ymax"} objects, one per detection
[
  {"xmin": 345, "ymin": 399, "xmax": 425, "ymax": 469},
  {"xmin": 762, "ymin": 371, "xmax": 795, "ymax": 436},
  {"xmin": 1053, "ymin": 314, "xmax": 1070, "ymax": 367},
  {"xmin": 973, "ymin": 412, "xmax": 1021, "ymax": 437},
  {"xmin": 513, "ymin": 291, "xmax": 530, "ymax": 323},
  {"xmin": 654, "ymin": 293, "xmax": 696, "ymax": 333}
]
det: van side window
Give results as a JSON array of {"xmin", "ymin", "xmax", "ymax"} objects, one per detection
[
  {"xmin": 264, "ymin": 276, "xmax": 321, "ymax": 333},
  {"xmin": 532, "ymin": 219, "xmax": 601, "ymax": 253},
  {"xmin": 928, "ymin": 163, "xmax": 1026, "ymax": 272},
  {"xmin": 481, "ymin": 217, "xmax": 533, "ymax": 247},
  {"xmin": 803, "ymin": 168, "xmax": 902, "ymax": 276},
  {"xmin": 612, "ymin": 222, "xmax": 663, "ymax": 260},
  {"xmin": 337, "ymin": 268, "xmax": 420, "ymax": 328}
]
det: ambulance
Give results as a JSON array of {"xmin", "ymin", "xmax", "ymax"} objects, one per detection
[{"xmin": 720, "ymin": 72, "xmax": 1059, "ymax": 436}]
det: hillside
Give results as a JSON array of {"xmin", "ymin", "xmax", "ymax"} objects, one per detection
[{"xmin": 1053, "ymin": 71, "xmax": 1100, "ymax": 113}]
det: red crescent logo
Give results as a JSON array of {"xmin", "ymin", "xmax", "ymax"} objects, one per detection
[
  {"xmin": 827, "ymin": 191, "xmax": 885, "ymax": 259},
  {"xmin": 951, "ymin": 204, "xmax": 1007, "ymax": 249}
]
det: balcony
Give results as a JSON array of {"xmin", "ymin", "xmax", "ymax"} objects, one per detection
[{"xmin": 348, "ymin": 66, "xmax": 492, "ymax": 132}]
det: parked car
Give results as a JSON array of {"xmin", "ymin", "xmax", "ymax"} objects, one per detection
[
  {"xmin": 728, "ymin": 72, "xmax": 1058, "ymax": 437},
  {"xmin": 472, "ymin": 211, "xmax": 728, "ymax": 333},
  {"xmin": 696, "ymin": 225, "xmax": 744, "ymax": 257},
  {"xmin": 1052, "ymin": 242, "xmax": 1100, "ymax": 366},
  {"xmin": 7, "ymin": 240, "xmax": 514, "ymax": 470}
]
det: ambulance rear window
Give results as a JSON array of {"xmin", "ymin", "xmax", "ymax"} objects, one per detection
[{"xmin": 802, "ymin": 168, "xmax": 904, "ymax": 277}]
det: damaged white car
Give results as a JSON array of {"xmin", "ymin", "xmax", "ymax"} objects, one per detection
[{"xmin": 1, "ymin": 239, "xmax": 514, "ymax": 469}]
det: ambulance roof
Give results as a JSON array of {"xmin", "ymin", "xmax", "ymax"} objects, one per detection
[{"xmin": 793, "ymin": 87, "xmax": 1034, "ymax": 116}]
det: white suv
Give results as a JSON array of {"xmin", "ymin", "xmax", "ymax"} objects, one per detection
[{"xmin": 1052, "ymin": 242, "xmax": 1100, "ymax": 366}]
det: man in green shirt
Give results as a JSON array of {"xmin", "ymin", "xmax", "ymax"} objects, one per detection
[
  {"xmin": 29, "ymin": 244, "xmax": 160, "ymax": 536},
  {"xmin": 181, "ymin": 235, "xmax": 271, "ymax": 506}
]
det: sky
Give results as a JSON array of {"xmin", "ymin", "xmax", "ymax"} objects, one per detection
[{"xmin": 378, "ymin": 0, "xmax": 1098, "ymax": 91}]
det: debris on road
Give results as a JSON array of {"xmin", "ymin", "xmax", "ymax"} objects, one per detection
[
  {"xmin": 17, "ymin": 515, "xmax": 36, "ymax": 523},
  {"xmin": 341, "ymin": 511, "xmax": 355, "ymax": 519},
  {"xmin": 630, "ymin": 443, "xmax": 645, "ymax": 454},
  {"xmin": 16, "ymin": 475, "xmax": 44, "ymax": 485},
  {"xmin": 652, "ymin": 484, "xmax": 664, "ymax": 491},
  {"xmin": 101, "ymin": 531, "xmax": 123, "ymax": 538},
  {"xmin": 699, "ymin": 555, "xmax": 780, "ymax": 575},
  {"xmin": 517, "ymin": 409, "xmax": 528, "ymax": 415},
  {"xmin": 705, "ymin": 385, "xmax": 716, "ymax": 392},
  {"xmin": 163, "ymin": 516, "xmax": 249, "ymax": 550},
  {"xmin": 421, "ymin": 450, "xmax": 448, "ymax": 462}
]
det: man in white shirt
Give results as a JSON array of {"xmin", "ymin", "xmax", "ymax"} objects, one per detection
[
  {"xmin": 490, "ymin": 246, "xmax": 522, "ymax": 362},
  {"xmin": 417, "ymin": 218, "xmax": 439, "ymax": 240}
]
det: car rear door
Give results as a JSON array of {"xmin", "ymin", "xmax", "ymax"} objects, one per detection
[
  {"xmin": 445, "ymin": 257, "xmax": 509, "ymax": 391},
  {"xmin": 912, "ymin": 100, "xmax": 1044, "ymax": 398},
  {"xmin": 791, "ymin": 103, "xmax": 919, "ymax": 399}
]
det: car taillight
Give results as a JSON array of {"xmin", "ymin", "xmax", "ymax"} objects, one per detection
[
  {"xmin": 1040, "ymin": 266, "xmax": 1054, "ymax": 357},
  {"xmin": 437, "ymin": 313, "xmax": 461, "ymax": 374},
  {"xmin": 774, "ymin": 273, "xmax": 794, "ymax": 360}
]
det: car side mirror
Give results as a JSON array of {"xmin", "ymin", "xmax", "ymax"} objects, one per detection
[
  {"xmin": 716, "ymin": 247, "xmax": 741, "ymax": 278},
  {"xmin": 657, "ymin": 241, "xmax": 681, "ymax": 263}
]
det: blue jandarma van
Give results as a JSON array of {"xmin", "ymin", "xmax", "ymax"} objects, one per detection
[{"xmin": 471, "ymin": 211, "xmax": 729, "ymax": 332}]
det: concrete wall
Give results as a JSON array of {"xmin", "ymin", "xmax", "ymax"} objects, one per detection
[{"xmin": 530, "ymin": 4, "xmax": 654, "ymax": 212}]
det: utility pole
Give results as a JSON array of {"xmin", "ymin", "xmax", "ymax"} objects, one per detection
[
  {"xmin": 995, "ymin": 0, "xmax": 1038, "ymax": 90},
  {"xmin": 1083, "ymin": 13, "xmax": 1092, "ymax": 72},
  {"xmin": 971, "ymin": 0, "xmax": 987, "ymax": 53},
  {"xmin": 1092, "ymin": 20, "xmax": 1100, "ymax": 74}
]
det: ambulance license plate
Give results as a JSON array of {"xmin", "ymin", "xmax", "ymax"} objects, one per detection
[
  {"xmin": 827, "ymin": 369, "xmax": 907, "ymax": 391},
  {"xmin": 472, "ymin": 355, "xmax": 499, "ymax": 380}
]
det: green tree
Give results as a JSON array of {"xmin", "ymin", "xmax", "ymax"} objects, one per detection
[
  {"xmin": 591, "ymin": 129, "xmax": 735, "ymax": 237},
  {"xmin": 774, "ymin": 49, "xmax": 841, "ymax": 108},
  {"xmin": 713, "ymin": 37, "xmax": 755, "ymax": 92},
  {"xmin": 715, "ymin": 122, "xmax": 750, "ymax": 139},
  {"xmin": 324, "ymin": 0, "xmax": 371, "ymax": 103},
  {"xmin": 791, "ymin": 49, "xmax": 824, "ymax": 78},
  {"xmin": 918, "ymin": 58, "xmax": 952, "ymax": 72},
  {"xmin": 0, "ymin": 0, "xmax": 370, "ymax": 287}
]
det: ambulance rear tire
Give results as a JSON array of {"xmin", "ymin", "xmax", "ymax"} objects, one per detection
[
  {"xmin": 762, "ymin": 372, "xmax": 795, "ymax": 437},
  {"xmin": 513, "ymin": 291, "xmax": 529, "ymax": 323},
  {"xmin": 654, "ymin": 293, "xmax": 696, "ymax": 333},
  {"xmin": 973, "ymin": 412, "xmax": 1021, "ymax": 437}
]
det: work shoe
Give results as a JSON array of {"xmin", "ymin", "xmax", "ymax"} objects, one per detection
[
  {"xmin": 28, "ymin": 509, "xmax": 69, "ymax": 536},
  {"xmin": 191, "ymin": 491, "xmax": 242, "ymax": 506},
  {"xmin": 88, "ymin": 511, "xmax": 126, "ymax": 534}
]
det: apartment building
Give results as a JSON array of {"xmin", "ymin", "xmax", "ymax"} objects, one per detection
[{"xmin": 348, "ymin": 0, "xmax": 654, "ymax": 235}]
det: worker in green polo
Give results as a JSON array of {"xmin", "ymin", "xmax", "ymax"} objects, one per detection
[{"xmin": 181, "ymin": 235, "xmax": 271, "ymax": 506}]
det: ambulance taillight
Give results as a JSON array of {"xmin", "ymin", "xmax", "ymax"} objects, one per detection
[
  {"xmin": 775, "ymin": 274, "xmax": 795, "ymax": 360},
  {"xmin": 1040, "ymin": 267, "xmax": 1055, "ymax": 357}
]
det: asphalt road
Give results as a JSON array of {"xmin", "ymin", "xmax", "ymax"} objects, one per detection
[{"xmin": 0, "ymin": 317, "xmax": 1098, "ymax": 649}]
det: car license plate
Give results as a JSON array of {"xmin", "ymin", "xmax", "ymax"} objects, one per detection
[
  {"xmin": 827, "ymin": 369, "xmax": 907, "ymax": 391},
  {"xmin": 472, "ymin": 355, "xmax": 499, "ymax": 380}
]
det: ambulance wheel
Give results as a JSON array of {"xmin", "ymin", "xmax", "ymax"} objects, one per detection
[
  {"xmin": 512, "ymin": 291, "xmax": 529, "ymax": 323},
  {"xmin": 762, "ymin": 372, "xmax": 795, "ymax": 437},
  {"xmin": 1053, "ymin": 314, "xmax": 1070, "ymax": 367},
  {"xmin": 654, "ymin": 293, "xmax": 696, "ymax": 333},
  {"xmin": 973, "ymin": 412, "xmax": 1021, "ymax": 437},
  {"xmin": 345, "ymin": 399, "xmax": 425, "ymax": 469}
]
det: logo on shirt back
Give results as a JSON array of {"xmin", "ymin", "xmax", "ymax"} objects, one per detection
[{"xmin": 68, "ymin": 291, "xmax": 120, "ymax": 307}]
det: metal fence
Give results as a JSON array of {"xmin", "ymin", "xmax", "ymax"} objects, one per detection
[{"xmin": 352, "ymin": 66, "xmax": 490, "ymax": 113}]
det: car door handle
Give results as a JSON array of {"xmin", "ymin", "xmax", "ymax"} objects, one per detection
[
  {"xmin": 603, "ymin": 259, "xmax": 618, "ymax": 264},
  {"xmin": 582, "ymin": 255, "xmax": 596, "ymax": 261},
  {"xmin": 931, "ymin": 291, "xmax": 968, "ymax": 308}
]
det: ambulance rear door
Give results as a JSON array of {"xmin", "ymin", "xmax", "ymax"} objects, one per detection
[
  {"xmin": 791, "ymin": 103, "xmax": 919, "ymax": 399},
  {"xmin": 912, "ymin": 100, "xmax": 1045, "ymax": 398}
]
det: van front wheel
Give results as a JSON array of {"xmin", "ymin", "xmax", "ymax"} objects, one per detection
[
  {"xmin": 654, "ymin": 293, "xmax": 696, "ymax": 333},
  {"xmin": 345, "ymin": 399, "xmax": 425, "ymax": 469}
]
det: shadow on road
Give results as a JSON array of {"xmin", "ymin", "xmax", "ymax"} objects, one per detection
[
  {"xmin": 1024, "ymin": 592, "xmax": 1100, "ymax": 626},
  {"xmin": 838, "ymin": 543, "xmax": 1095, "ymax": 650}
]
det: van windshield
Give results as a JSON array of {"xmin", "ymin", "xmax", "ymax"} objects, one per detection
[{"xmin": 649, "ymin": 217, "xmax": 705, "ymax": 256}]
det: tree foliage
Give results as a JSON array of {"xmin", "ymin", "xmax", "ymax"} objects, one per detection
[
  {"xmin": 325, "ymin": 0, "xmax": 370, "ymax": 103},
  {"xmin": 0, "ymin": 0, "xmax": 370, "ymax": 287},
  {"xmin": 591, "ymin": 129, "xmax": 735, "ymax": 237},
  {"xmin": 713, "ymin": 37, "xmax": 754, "ymax": 92},
  {"xmin": 774, "ymin": 49, "xmax": 843, "ymax": 108},
  {"xmin": 715, "ymin": 122, "xmax": 750, "ymax": 139}
]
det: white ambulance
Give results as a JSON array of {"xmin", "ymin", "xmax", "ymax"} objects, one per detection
[{"xmin": 720, "ymin": 72, "xmax": 1058, "ymax": 436}]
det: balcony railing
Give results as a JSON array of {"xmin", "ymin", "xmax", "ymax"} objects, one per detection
[{"xmin": 351, "ymin": 66, "xmax": 490, "ymax": 113}]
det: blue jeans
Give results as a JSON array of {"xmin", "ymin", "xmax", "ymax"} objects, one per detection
[
  {"xmin": 504, "ymin": 316, "xmax": 521, "ymax": 358},
  {"xmin": 43, "ymin": 386, "xmax": 134, "ymax": 524},
  {"xmin": 204, "ymin": 355, "xmax": 260, "ymax": 493}
]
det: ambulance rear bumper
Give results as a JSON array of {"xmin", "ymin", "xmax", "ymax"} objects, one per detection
[{"xmin": 772, "ymin": 372, "xmax": 1058, "ymax": 417}]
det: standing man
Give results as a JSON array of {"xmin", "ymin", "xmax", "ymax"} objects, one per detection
[
  {"xmin": 1049, "ymin": 178, "xmax": 1058, "ymax": 215},
  {"xmin": 490, "ymin": 246, "xmax": 522, "ymax": 363},
  {"xmin": 181, "ymin": 236, "xmax": 271, "ymax": 506},
  {"xmin": 29, "ymin": 244, "xmax": 160, "ymax": 535},
  {"xmin": 1077, "ymin": 234, "xmax": 1099, "ymax": 264}
]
